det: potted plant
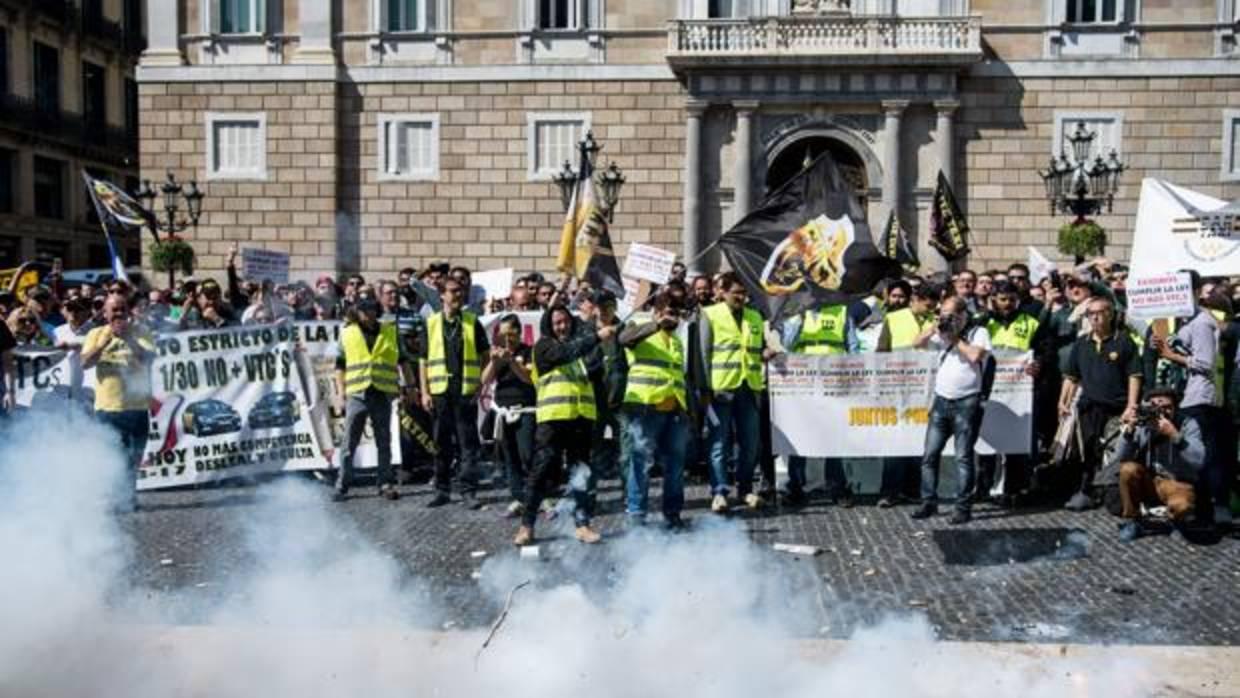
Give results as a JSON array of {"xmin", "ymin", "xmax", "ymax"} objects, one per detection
[
  {"xmin": 149, "ymin": 234, "xmax": 196, "ymax": 277},
  {"xmin": 1057, "ymin": 218, "xmax": 1107, "ymax": 265}
]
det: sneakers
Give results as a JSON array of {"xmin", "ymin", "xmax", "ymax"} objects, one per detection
[
  {"xmin": 504, "ymin": 500, "xmax": 525, "ymax": 519},
  {"xmin": 948, "ymin": 509, "xmax": 972, "ymax": 525},
  {"xmin": 876, "ymin": 496, "xmax": 895, "ymax": 509},
  {"xmin": 426, "ymin": 493, "xmax": 451, "ymax": 508},
  {"xmin": 574, "ymin": 525, "xmax": 602, "ymax": 544},
  {"xmin": 379, "ymin": 485, "xmax": 400, "ymax": 501},
  {"xmin": 910, "ymin": 503, "xmax": 937, "ymax": 520},
  {"xmin": 1064, "ymin": 491, "xmax": 1094, "ymax": 512},
  {"xmin": 711, "ymin": 494, "xmax": 729, "ymax": 514},
  {"xmin": 513, "ymin": 525, "xmax": 534, "ymax": 547},
  {"xmin": 744, "ymin": 492, "xmax": 764, "ymax": 510},
  {"xmin": 462, "ymin": 493, "xmax": 483, "ymax": 510},
  {"xmin": 665, "ymin": 514, "xmax": 688, "ymax": 532},
  {"xmin": 1117, "ymin": 520, "xmax": 1142, "ymax": 543},
  {"xmin": 331, "ymin": 488, "xmax": 347, "ymax": 503},
  {"xmin": 783, "ymin": 489, "xmax": 808, "ymax": 508}
]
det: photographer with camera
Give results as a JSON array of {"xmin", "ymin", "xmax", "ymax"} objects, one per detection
[
  {"xmin": 1113, "ymin": 386, "xmax": 1205, "ymax": 542},
  {"xmin": 910, "ymin": 296, "xmax": 992, "ymax": 525}
]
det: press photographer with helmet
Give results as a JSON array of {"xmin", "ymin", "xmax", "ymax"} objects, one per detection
[{"xmin": 1113, "ymin": 386, "xmax": 1206, "ymax": 542}]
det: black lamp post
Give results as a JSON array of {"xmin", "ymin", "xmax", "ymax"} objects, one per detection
[
  {"xmin": 135, "ymin": 171, "xmax": 205, "ymax": 288},
  {"xmin": 551, "ymin": 131, "xmax": 626, "ymax": 223},
  {"xmin": 1039, "ymin": 121, "xmax": 1125, "ymax": 220}
]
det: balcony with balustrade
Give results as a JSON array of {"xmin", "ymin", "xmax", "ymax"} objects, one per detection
[{"xmin": 666, "ymin": 14, "xmax": 983, "ymax": 70}]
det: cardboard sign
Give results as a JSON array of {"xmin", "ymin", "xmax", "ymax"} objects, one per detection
[
  {"xmin": 1125, "ymin": 272, "xmax": 1195, "ymax": 320},
  {"xmin": 622, "ymin": 244, "xmax": 677, "ymax": 285},
  {"xmin": 471, "ymin": 268, "xmax": 514, "ymax": 300},
  {"xmin": 241, "ymin": 248, "xmax": 290, "ymax": 284}
]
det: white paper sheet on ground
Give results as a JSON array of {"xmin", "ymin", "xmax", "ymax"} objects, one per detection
[{"xmin": 1130, "ymin": 178, "xmax": 1240, "ymax": 277}]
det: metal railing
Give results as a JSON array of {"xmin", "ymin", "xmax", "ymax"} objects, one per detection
[
  {"xmin": 0, "ymin": 93, "xmax": 137, "ymax": 166},
  {"xmin": 667, "ymin": 15, "xmax": 982, "ymax": 58}
]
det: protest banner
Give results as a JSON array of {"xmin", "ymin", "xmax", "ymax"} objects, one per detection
[
  {"xmin": 1125, "ymin": 272, "xmax": 1195, "ymax": 320},
  {"xmin": 10, "ymin": 346, "xmax": 95, "ymax": 410},
  {"xmin": 138, "ymin": 324, "xmax": 323, "ymax": 490},
  {"xmin": 1130, "ymin": 178, "xmax": 1240, "ymax": 277},
  {"xmin": 769, "ymin": 351, "xmax": 1033, "ymax": 457},
  {"xmin": 293, "ymin": 321, "xmax": 402, "ymax": 469},
  {"xmin": 622, "ymin": 244, "xmax": 677, "ymax": 285},
  {"xmin": 241, "ymin": 248, "xmax": 290, "ymax": 284},
  {"xmin": 1027, "ymin": 247, "xmax": 1056, "ymax": 284},
  {"xmin": 471, "ymin": 268, "xmax": 515, "ymax": 301}
]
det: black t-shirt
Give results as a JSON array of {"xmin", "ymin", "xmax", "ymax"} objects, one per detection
[
  {"xmin": 493, "ymin": 344, "xmax": 536, "ymax": 407},
  {"xmin": 1065, "ymin": 331, "xmax": 1142, "ymax": 408}
]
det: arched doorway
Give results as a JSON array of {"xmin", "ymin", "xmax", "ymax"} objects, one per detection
[{"xmin": 765, "ymin": 136, "xmax": 871, "ymax": 217}]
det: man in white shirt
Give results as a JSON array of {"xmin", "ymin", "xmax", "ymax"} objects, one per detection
[{"xmin": 910, "ymin": 296, "xmax": 992, "ymax": 525}]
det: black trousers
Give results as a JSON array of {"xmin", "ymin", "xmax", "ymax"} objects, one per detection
[
  {"xmin": 432, "ymin": 392, "xmax": 481, "ymax": 495},
  {"xmin": 522, "ymin": 417, "xmax": 594, "ymax": 528},
  {"xmin": 1077, "ymin": 399, "xmax": 1123, "ymax": 494},
  {"xmin": 498, "ymin": 411, "xmax": 535, "ymax": 502},
  {"xmin": 1180, "ymin": 404, "xmax": 1236, "ymax": 516}
]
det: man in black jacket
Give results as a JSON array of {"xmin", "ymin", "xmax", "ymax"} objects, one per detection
[{"xmin": 580, "ymin": 289, "xmax": 627, "ymax": 482}]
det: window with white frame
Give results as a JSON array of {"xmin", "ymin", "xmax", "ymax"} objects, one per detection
[
  {"xmin": 215, "ymin": 0, "xmax": 267, "ymax": 34},
  {"xmin": 538, "ymin": 0, "xmax": 589, "ymax": 30},
  {"xmin": 1053, "ymin": 112, "xmax": 1123, "ymax": 163},
  {"xmin": 378, "ymin": 113, "xmax": 440, "ymax": 180},
  {"xmin": 206, "ymin": 113, "xmax": 267, "ymax": 180},
  {"xmin": 1065, "ymin": 0, "xmax": 1119, "ymax": 23},
  {"xmin": 380, "ymin": 0, "xmax": 432, "ymax": 32},
  {"xmin": 708, "ymin": 0, "xmax": 744, "ymax": 17},
  {"xmin": 527, "ymin": 113, "xmax": 590, "ymax": 179},
  {"xmin": 1224, "ymin": 110, "xmax": 1240, "ymax": 180}
]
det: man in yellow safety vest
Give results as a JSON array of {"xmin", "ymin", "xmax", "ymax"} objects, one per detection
[
  {"xmin": 878, "ymin": 283, "xmax": 939, "ymax": 352},
  {"xmin": 333, "ymin": 297, "xmax": 416, "ymax": 501},
  {"xmin": 420, "ymin": 275, "xmax": 490, "ymax": 509},
  {"xmin": 698, "ymin": 272, "xmax": 776, "ymax": 513}
]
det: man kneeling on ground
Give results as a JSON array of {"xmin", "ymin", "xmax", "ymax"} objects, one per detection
[{"xmin": 1114, "ymin": 385, "xmax": 1206, "ymax": 542}]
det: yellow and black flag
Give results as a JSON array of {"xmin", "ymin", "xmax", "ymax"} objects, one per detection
[
  {"xmin": 879, "ymin": 209, "xmax": 919, "ymax": 274},
  {"xmin": 555, "ymin": 155, "xmax": 624, "ymax": 297},
  {"xmin": 929, "ymin": 171, "xmax": 971, "ymax": 262},
  {"xmin": 719, "ymin": 152, "xmax": 902, "ymax": 320}
]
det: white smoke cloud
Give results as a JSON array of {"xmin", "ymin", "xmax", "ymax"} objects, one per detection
[{"xmin": 0, "ymin": 408, "xmax": 1159, "ymax": 697}]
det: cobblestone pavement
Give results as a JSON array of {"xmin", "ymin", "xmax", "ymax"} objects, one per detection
[{"xmin": 121, "ymin": 472, "xmax": 1240, "ymax": 646}]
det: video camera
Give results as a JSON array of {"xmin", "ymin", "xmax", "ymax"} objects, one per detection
[{"xmin": 1133, "ymin": 402, "xmax": 1171, "ymax": 427}]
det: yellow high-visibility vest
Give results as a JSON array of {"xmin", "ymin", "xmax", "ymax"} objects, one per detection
[
  {"xmin": 987, "ymin": 313, "xmax": 1040, "ymax": 351},
  {"xmin": 703, "ymin": 302, "xmax": 765, "ymax": 392},
  {"xmin": 624, "ymin": 329, "xmax": 686, "ymax": 410},
  {"xmin": 886, "ymin": 308, "xmax": 932, "ymax": 350},
  {"xmin": 795, "ymin": 304, "xmax": 848, "ymax": 355},
  {"xmin": 532, "ymin": 352, "xmax": 596, "ymax": 423},
  {"xmin": 341, "ymin": 323, "xmax": 400, "ymax": 396},
  {"xmin": 425, "ymin": 311, "xmax": 481, "ymax": 396}
]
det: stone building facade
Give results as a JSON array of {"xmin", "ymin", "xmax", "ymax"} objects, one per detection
[
  {"xmin": 138, "ymin": 0, "xmax": 1240, "ymax": 282},
  {"xmin": 0, "ymin": 0, "xmax": 144, "ymax": 269}
]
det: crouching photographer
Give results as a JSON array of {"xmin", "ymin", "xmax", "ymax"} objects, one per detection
[{"xmin": 1113, "ymin": 386, "xmax": 1205, "ymax": 543}]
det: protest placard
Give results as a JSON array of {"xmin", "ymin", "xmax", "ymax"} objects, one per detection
[
  {"xmin": 241, "ymin": 248, "xmax": 290, "ymax": 284},
  {"xmin": 1125, "ymin": 272, "xmax": 1195, "ymax": 320},
  {"xmin": 471, "ymin": 268, "xmax": 515, "ymax": 301},
  {"xmin": 622, "ymin": 244, "xmax": 677, "ymax": 285}
]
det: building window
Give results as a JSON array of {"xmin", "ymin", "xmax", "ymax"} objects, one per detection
[
  {"xmin": 538, "ymin": 0, "xmax": 588, "ymax": 30},
  {"xmin": 0, "ymin": 28, "xmax": 8, "ymax": 98},
  {"xmin": 33, "ymin": 156, "xmax": 66, "ymax": 220},
  {"xmin": 35, "ymin": 239, "xmax": 69, "ymax": 264},
  {"xmin": 708, "ymin": 0, "xmax": 743, "ymax": 18},
  {"xmin": 1066, "ymin": 0, "xmax": 1119, "ymax": 23},
  {"xmin": 527, "ymin": 113, "xmax": 591, "ymax": 179},
  {"xmin": 384, "ymin": 0, "xmax": 425, "ymax": 31},
  {"xmin": 82, "ymin": 61, "xmax": 107, "ymax": 142},
  {"xmin": 1053, "ymin": 111, "xmax": 1123, "ymax": 163},
  {"xmin": 377, "ymin": 113, "xmax": 440, "ymax": 181},
  {"xmin": 206, "ymin": 112, "xmax": 267, "ymax": 180},
  {"xmin": 1224, "ymin": 110, "xmax": 1240, "ymax": 182},
  {"xmin": 0, "ymin": 149, "xmax": 13, "ymax": 214},
  {"xmin": 0, "ymin": 236, "xmax": 18, "ymax": 268},
  {"xmin": 125, "ymin": 78, "xmax": 138, "ymax": 139},
  {"xmin": 216, "ymin": 0, "xmax": 266, "ymax": 34},
  {"xmin": 33, "ymin": 42, "xmax": 60, "ymax": 115}
]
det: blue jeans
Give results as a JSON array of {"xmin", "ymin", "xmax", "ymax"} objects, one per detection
[
  {"xmin": 707, "ymin": 387, "xmax": 760, "ymax": 497},
  {"xmin": 621, "ymin": 407, "xmax": 688, "ymax": 519},
  {"xmin": 920, "ymin": 395, "xmax": 982, "ymax": 512},
  {"xmin": 97, "ymin": 409, "xmax": 150, "ymax": 507}
]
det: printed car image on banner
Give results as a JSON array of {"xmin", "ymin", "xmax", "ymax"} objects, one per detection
[{"xmin": 138, "ymin": 324, "xmax": 324, "ymax": 490}]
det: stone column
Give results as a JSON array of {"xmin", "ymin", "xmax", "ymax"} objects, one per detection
[
  {"xmin": 683, "ymin": 100, "xmax": 707, "ymax": 274},
  {"xmin": 935, "ymin": 99, "xmax": 959, "ymax": 186},
  {"xmin": 732, "ymin": 100, "xmax": 759, "ymax": 224},
  {"xmin": 141, "ymin": 0, "xmax": 184, "ymax": 66},
  {"xmin": 881, "ymin": 99, "xmax": 908, "ymax": 223},
  {"xmin": 293, "ymin": 0, "xmax": 336, "ymax": 64}
]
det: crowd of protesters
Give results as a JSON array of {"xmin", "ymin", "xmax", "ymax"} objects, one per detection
[{"xmin": 1, "ymin": 246, "xmax": 1237, "ymax": 545}]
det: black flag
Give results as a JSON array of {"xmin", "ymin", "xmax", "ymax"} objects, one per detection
[
  {"xmin": 929, "ymin": 171, "xmax": 971, "ymax": 262},
  {"xmin": 719, "ymin": 152, "xmax": 902, "ymax": 320},
  {"xmin": 879, "ymin": 209, "xmax": 919, "ymax": 274}
]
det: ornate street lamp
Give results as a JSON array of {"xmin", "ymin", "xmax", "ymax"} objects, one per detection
[
  {"xmin": 134, "ymin": 171, "xmax": 207, "ymax": 287},
  {"xmin": 1038, "ymin": 121, "xmax": 1126, "ymax": 218},
  {"xmin": 551, "ymin": 131, "xmax": 626, "ymax": 222}
]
